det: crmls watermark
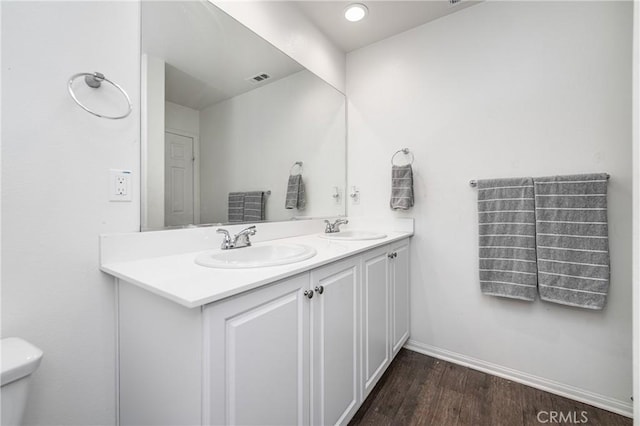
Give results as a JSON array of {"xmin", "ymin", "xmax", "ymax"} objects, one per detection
[{"xmin": 536, "ymin": 411, "xmax": 589, "ymax": 424}]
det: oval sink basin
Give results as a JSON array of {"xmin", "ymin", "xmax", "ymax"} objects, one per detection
[
  {"xmin": 319, "ymin": 230, "xmax": 387, "ymax": 241},
  {"xmin": 195, "ymin": 243, "xmax": 317, "ymax": 269}
]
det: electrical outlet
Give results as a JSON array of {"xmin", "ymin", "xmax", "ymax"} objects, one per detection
[
  {"xmin": 109, "ymin": 169, "xmax": 132, "ymax": 202},
  {"xmin": 115, "ymin": 176, "xmax": 127, "ymax": 195}
]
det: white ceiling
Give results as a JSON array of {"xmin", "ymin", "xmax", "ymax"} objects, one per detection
[
  {"xmin": 294, "ymin": 0, "xmax": 481, "ymax": 53},
  {"xmin": 143, "ymin": 1, "xmax": 303, "ymax": 110},
  {"xmin": 143, "ymin": 1, "xmax": 480, "ymax": 110}
]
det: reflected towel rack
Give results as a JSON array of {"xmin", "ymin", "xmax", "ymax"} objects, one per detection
[
  {"xmin": 67, "ymin": 72, "xmax": 132, "ymax": 120},
  {"xmin": 469, "ymin": 173, "xmax": 610, "ymax": 187},
  {"xmin": 231, "ymin": 190, "xmax": 271, "ymax": 195},
  {"xmin": 391, "ymin": 148, "xmax": 414, "ymax": 166},
  {"xmin": 289, "ymin": 161, "xmax": 303, "ymax": 175}
]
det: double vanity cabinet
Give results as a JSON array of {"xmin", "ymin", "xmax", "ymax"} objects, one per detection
[{"xmin": 107, "ymin": 228, "xmax": 410, "ymax": 426}]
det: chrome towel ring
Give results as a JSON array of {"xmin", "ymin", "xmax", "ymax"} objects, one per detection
[
  {"xmin": 391, "ymin": 148, "xmax": 414, "ymax": 166},
  {"xmin": 67, "ymin": 72, "xmax": 132, "ymax": 120}
]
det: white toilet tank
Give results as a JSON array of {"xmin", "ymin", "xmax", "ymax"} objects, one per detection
[{"xmin": 1, "ymin": 338, "xmax": 43, "ymax": 426}]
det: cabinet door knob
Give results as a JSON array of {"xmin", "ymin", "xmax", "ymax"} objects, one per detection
[
  {"xmin": 388, "ymin": 253, "xmax": 394, "ymax": 259},
  {"xmin": 393, "ymin": 252, "xmax": 398, "ymax": 258},
  {"xmin": 315, "ymin": 285, "xmax": 324, "ymax": 295},
  {"xmin": 303, "ymin": 290, "xmax": 314, "ymax": 299}
]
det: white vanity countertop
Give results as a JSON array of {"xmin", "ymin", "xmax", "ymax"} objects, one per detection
[{"xmin": 101, "ymin": 229, "xmax": 412, "ymax": 308}]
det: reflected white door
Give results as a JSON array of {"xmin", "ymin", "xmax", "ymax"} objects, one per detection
[{"xmin": 165, "ymin": 131, "xmax": 194, "ymax": 226}]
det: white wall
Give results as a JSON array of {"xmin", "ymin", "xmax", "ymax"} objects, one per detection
[
  {"xmin": 1, "ymin": 2, "xmax": 140, "ymax": 424},
  {"xmin": 199, "ymin": 70, "xmax": 345, "ymax": 223},
  {"xmin": 632, "ymin": 1, "xmax": 639, "ymax": 422},
  {"xmin": 166, "ymin": 101, "xmax": 199, "ymax": 136},
  {"xmin": 212, "ymin": 0, "xmax": 346, "ymax": 93},
  {"xmin": 347, "ymin": 1, "xmax": 634, "ymax": 414},
  {"xmin": 142, "ymin": 54, "xmax": 165, "ymax": 230}
]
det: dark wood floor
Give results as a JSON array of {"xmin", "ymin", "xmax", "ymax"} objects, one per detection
[{"xmin": 349, "ymin": 349, "xmax": 632, "ymax": 426}]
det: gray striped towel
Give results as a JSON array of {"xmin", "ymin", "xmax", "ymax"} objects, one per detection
[
  {"xmin": 228, "ymin": 192, "xmax": 245, "ymax": 223},
  {"xmin": 285, "ymin": 174, "xmax": 306, "ymax": 210},
  {"xmin": 243, "ymin": 191, "xmax": 266, "ymax": 222},
  {"xmin": 390, "ymin": 165, "xmax": 414, "ymax": 210},
  {"xmin": 477, "ymin": 177, "xmax": 537, "ymax": 301},
  {"xmin": 534, "ymin": 173, "xmax": 610, "ymax": 309}
]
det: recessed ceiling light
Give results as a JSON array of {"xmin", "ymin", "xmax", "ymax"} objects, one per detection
[{"xmin": 344, "ymin": 3, "xmax": 368, "ymax": 22}]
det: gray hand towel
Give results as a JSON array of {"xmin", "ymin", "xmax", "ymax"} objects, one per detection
[
  {"xmin": 534, "ymin": 173, "xmax": 610, "ymax": 309},
  {"xmin": 243, "ymin": 191, "xmax": 266, "ymax": 222},
  {"xmin": 228, "ymin": 192, "xmax": 245, "ymax": 223},
  {"xmin": 285, "ymin": 174, "xmax": 306, "ymax": 210},
  {"xmin": 477, "ymin": 177, "xmax": 537, "ymax": 301},
  {"xmin": 390, "ymin": 165, "xmax": 414, "ymax": 210}
]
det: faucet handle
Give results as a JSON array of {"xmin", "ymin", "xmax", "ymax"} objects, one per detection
[
  {"xmin": 232, "ymin": 225, "xmax": 257, "ymax": 248},
  {"xmin": 217, "ymin": 228, "xmax": 232, "ymax": 249},
  {"xmin": 333, "ymin": 219, "xmax": 348, "ymax": 232},
  {"xmin": 238, "ymin": 225, "xmax": 257, "ymax": 235},
  {"xmin": 324, "ymin": 218, "xmax": 348, "ymax": 233}
]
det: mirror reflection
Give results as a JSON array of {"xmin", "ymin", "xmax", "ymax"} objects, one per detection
[{"xmin": 141, "ymin": 0, "xmax": 346, "ymax": 231}]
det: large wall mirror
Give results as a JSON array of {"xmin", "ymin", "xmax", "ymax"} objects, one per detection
[{"xmin": 141, "ymin": 0, "xmax": 346, "ymax": 231}]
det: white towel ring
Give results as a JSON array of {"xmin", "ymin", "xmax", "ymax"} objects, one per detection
[
  {"xmin": 289, "ymin": 161, "xmax": 303, "ymax": 175},
  {"xmin": 68, "ymin": 72, "xmax": 132, "ymax": 120},
  {"xmin": 391, "ymin": 148, "xmax": 414, "ymax": 166}
]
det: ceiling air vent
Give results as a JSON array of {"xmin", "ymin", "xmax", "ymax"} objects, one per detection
[{"xmin": 247, "ymin": 72, "xmax": 271, "ymax": 85}]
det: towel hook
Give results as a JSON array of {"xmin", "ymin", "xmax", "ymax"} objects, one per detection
[
  {"xmin": 67, "ymin": 72, "xmax": 132, "ymax": 120},
  {"xmin": 391, "ymin": 148, "xmax": 414, "ymax": 166},
  {"xmin": 289, "ymin": 161, "xmax": 303, "ymax": 175}
]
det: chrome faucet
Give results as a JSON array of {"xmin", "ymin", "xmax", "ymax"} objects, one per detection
[
  {"xmin": 324, "ymin": 219, "xmax": 348, "ymax": 233},
  {"xmin": 217, "ymin": 225, "xmax": 257, "ymax": 250}
]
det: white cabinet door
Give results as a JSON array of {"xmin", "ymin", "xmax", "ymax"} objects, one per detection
[
  {"xmin": 390, "ymin": 240, "xmax": 410, "ymax": 356},
  {"xmin": 360, "ymin": 246, "xmax": 390, "ymax": 400},
  {"xmin": 310, "ymin": 258, "xmax": 360, "ymax": 426},
  {"xmin": 204, "ymin": 274, "xmax": 311, "ymax": 426}
]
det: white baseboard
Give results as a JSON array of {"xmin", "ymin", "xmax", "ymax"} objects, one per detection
[{"xmin": 404, "ymin": 339, "xmax": 633, "ymax": 418}]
